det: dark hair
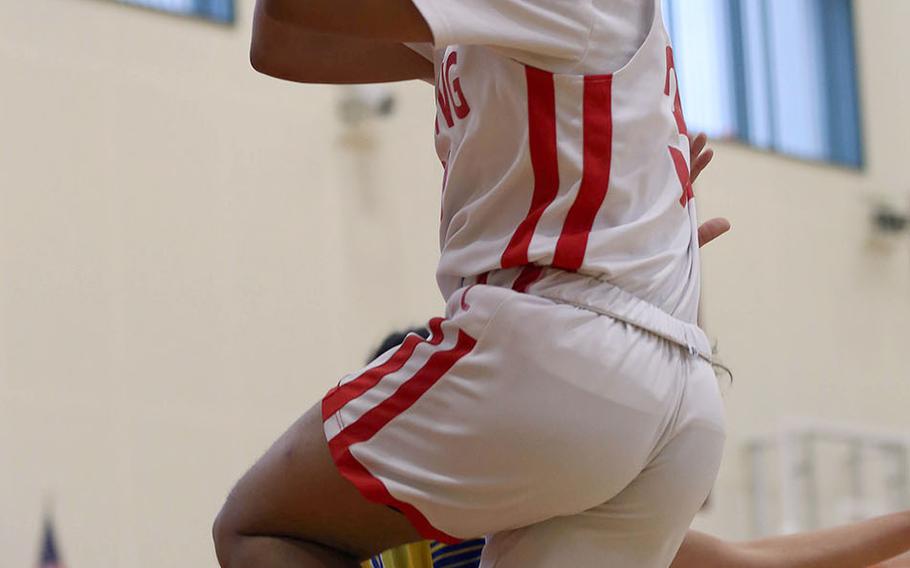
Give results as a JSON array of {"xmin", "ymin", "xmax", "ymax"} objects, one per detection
[
  {"xmin": 710, "ymin": 340, "xmax": 734, "ymax": 385},
  {"xmin": 367, "ymin": 327, "xmax": 430, "ymax": 363}
]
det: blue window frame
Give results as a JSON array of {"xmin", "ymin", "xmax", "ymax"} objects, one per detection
[
  {"xmin": 663, "ymin": 0, "xmax": 863, "ymax": 168},
  {"xmin": 116, "ymin": 0, "xmax": 234, "ymax": 24}
]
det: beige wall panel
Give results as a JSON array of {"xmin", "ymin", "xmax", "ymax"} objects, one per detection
[{"xmin": 2, "ymin": 0, "xmax": 909, "ymax": 564}]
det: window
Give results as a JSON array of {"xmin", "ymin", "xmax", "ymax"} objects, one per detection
[
  {"xmin": 115, "ymin": 0, "xmax": 234, "ymax": 24},
  {"xmin": 663, "ymin": 0, "xmax": 863, "ymax": 168}
]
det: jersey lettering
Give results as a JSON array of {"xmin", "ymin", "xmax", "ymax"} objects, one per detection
[{"xmin": 436, "ymin": 50, "xmax": 471, "ymax": 131}]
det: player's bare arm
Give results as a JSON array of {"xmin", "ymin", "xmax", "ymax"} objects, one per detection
[
  {"xmin": 259, "ymin": 0, "xmax": 432, "ymax": 42},
  {"xmin": 672, "ymin": 510, "xmax": 910, "ymax": 568},
  {"xmin": 251, "ymin": 1, "xmax": 433, "ymax": 84}
]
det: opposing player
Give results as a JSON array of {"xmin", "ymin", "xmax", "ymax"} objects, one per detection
[
  {"xmin": 215, "ymin": 1, "xmax": 730, "ymax": 567},
  {"xmin": 673, "ymin": 515, "xmax": 910, "ymax": 568}
]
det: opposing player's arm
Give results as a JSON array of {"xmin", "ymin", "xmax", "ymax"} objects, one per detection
[
  {"xmin": 672, "ymin": 510, "xmax": 910, "ymax": 568},
  {"xmin": 251, "ymin": 1, "xmax": 433, "ymax": 84},
  {"xmin": 671, "ymin": 531, "xmax": 755, "ymax": 568}
]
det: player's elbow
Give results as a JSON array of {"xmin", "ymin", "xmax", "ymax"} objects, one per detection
[
  {"xmin": 249, "ymin": 41, "xmax": 274, "ymax": 77},
  {"xmin": 259, "ymin": 0, "xmax": 296, "ymax": 24},
  {"xmin": 250, "ymin": 5, "xmax": 280, "ymax": 77},
  {"xmin": 249, "ymin": 39, "xmax": 323, "ymax": 83},
  {"xmin": 249, "ymin": 21, "xmax": 292, "ymax": 80},
  {"xmin": 250, "ymin": 3, "xmax": 323, "ymax": 81}
]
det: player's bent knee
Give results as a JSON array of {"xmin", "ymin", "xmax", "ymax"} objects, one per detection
[
  {"xmin": 212, "ymin": 486, "xmax": 264, "ymax": 567},
  {"xmin": 211, "ymin": 513, "xmax": 231, "ymax": 566},
  {"xmin": 212, "ymin": 500, "xmax": 241, "ymax": 567}
]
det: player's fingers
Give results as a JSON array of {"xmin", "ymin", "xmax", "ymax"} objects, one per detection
[
  {"xmin": 689, "ymin": 132, "xmax": 708, "ymax": 161},
  {"xmin": 689, "ymin": 131, "xmax": 707, "ymax": 151},
  {"xmin": 690, "ymin": 148, "xmax": 714, "ymax": 184},
  {"xmin": 697, "ymin": 217, "xmax": 731, "ymax": 248}
]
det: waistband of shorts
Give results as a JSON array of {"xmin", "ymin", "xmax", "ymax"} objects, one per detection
[{"xmin": 463, "ymin": 266, "xmax": 713, "ymax": 362}]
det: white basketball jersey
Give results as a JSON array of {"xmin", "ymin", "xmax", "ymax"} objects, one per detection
[{"xmin": 409, "ymin": 0, "xmax": 701, "ymax": 323}]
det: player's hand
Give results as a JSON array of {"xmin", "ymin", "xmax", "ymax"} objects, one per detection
[
  {"xmin": 690, "ymin": 132, "xmax": 714, "ymax": 184},
  {"xmin": 688, "ymin": 132, "xmax": 731, "ymax": 248},
  {"xmin": 698, "ymin": 218, "xmax": 731, "ymax": 248}
]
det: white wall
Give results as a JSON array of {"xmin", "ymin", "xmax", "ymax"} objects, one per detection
[
  {"xmin": 1, "ymin": 1, "xmax": 908, "ymax": 566},
  {"xmin": 0, "ymin": 2, "xmax": 443, "ymax": 566}
]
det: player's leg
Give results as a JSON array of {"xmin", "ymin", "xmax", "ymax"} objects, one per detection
[
  {"xmin": 212, "ymin": 404, "xmax": 422, "ymax": 568},
  {"xmin": 213, "ymin": 304, "xmax": 501, "ymax": 567}
]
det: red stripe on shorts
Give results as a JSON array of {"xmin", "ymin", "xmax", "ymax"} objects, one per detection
[
  {"xmin": 333, "ymin": 449, "xmax": 462, "ymax": 544},
  {"xmin": 512, "ymin": 265, "xmax": 544, "ymax": 293},
  {"xmin": 322, "ymin": 318, "xmax": 445, "ymax": 420},
  {"xmin": 328, "ymin": 328, "xmax": 476, "ymax": 457},
  {"xmin": 327, "ymin": 329, "xmax": 477, "ymax": 543},
  {"xmin": 552, "ymin": 75, "xmax": 613, "ymax": 271},
  {"xmin": 501, "ymin": 67, "xmax": 560, "ymax": 269}
]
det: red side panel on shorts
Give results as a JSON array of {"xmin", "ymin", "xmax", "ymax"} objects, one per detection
[
  {"xmin": 326, "ymin": 326, "xmax": 478, "ymax": 544},
  {"xmin": 322, "ymin": 318, "xmax": 445, "ymax": 420},
  {"xmin": 332, "ymin": 450, "xmax": 461, "ymax": 544}
]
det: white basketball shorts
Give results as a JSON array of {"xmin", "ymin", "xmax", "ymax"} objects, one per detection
[{"xmin": 322, "ymin": 267, "xmax": 726, "ymax": 567}]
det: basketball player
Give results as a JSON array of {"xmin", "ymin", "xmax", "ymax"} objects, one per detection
[
  {"xmin": 215, "ymin": 1, "xmax": 731, "ymax": 567},
  {"xmin": 361, "ymin": 131, "xmax": 717, "ymax": 568}
]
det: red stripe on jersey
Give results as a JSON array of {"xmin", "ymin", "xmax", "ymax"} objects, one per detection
[
  {"xmin": 322, "ymin": 318, "xmax": 445, "ymax": 420},
  {"xmin": 501, "ymin": 67, "xmax": 560, "ymax": 269},
  {"xmin": 553, "ymin": 75, "xmax": 614, "ymax": 271},
  {"xmin": 512, "ymin": 265, "xmax": 543, "ymax": 293},
  {"xmin": 669, "ymin": 146, "xmax": 694, "ymax": 207},
  {"xmin": 327, "ymin": 329, "xmax": 477, "ymax": 545},
  {"xmin": 665, "ymin": 47, "xmax": 688, "ymax": 137},
  {"xmin": 332, "ymin": 447, "xmax": 462, "ymax": 544}
]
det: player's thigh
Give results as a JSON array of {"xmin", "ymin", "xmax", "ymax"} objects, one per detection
[{"xmin": 214, "ymin": 404, "xmax": 422, "ymax": 560}]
